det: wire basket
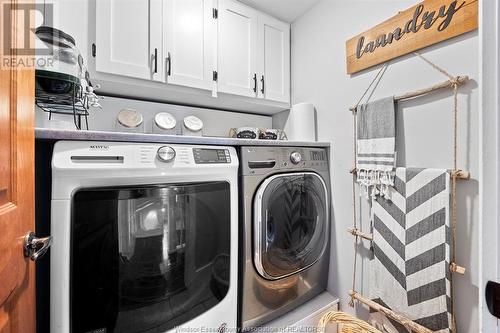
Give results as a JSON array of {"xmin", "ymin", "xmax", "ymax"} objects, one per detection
[{"xmin": 35, "ymin": 70, "xmax": 91, "ymax": 130}]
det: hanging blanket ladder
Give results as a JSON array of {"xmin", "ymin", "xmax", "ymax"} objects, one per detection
[{"xmin": 344, "ymin": 52, "xmax": 470, "ymax": 333}]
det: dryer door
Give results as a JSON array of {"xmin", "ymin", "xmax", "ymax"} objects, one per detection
[{"xmin": 254, "ymin": 172, "xmax": 328, "ymax": 280}]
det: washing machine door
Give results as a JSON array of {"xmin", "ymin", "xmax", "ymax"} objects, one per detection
[{"xmin": 254, "ymin": 172, "xmax": 328, "ymax": 280}]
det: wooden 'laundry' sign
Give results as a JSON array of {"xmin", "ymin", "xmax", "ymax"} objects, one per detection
[{"xmin": 345, "ymin": 0, "xmax": 478, "ymax": 74}]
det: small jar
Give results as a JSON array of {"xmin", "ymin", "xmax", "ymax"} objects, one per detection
[
  {"xmin": 115, "ymin": 109, "xmax": 144, "ymax": 133},
  {"xmin": 153, "ymin": 112, "xmax": 177, "ymax": 135},
  {"xmin": 182, "ymin": 116, "xmax": 203, "ymax": 136},
  {"xmin": 236, "ymin": 127, "xmax": 259, "ymax": 139},
  {"xmin": 259, "ymin": 129, "xmax": 279, "ymax": 140}
]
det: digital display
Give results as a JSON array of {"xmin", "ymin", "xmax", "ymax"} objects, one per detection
[
  {"xmin": 193, "ymin": 148, "xmax": 230, "ymax": 164},
  {"xmin": 310, "ymin": 151, "xmax": 326, "ymax": 161},
  {"xmin": 198, "ymin": 149, "xmax": 219, "ymax": 160}
]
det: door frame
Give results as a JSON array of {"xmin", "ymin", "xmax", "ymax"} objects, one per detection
[{"xmin": 479, "ymin": 0, "xmax": 500, "ymax": 331}]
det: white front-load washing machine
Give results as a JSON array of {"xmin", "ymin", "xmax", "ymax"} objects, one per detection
[
  {"xmin": 50, "ymin": 141, "xmax": 239, "ymax": 333},
  {"xmin": 239, "ymin": 146, "xmax": 330, "ymax": 330}
]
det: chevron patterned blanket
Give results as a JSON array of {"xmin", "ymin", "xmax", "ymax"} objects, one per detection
[{"xmin": 369, "ymin": 168, "xmax": 452, "ymax": 333}]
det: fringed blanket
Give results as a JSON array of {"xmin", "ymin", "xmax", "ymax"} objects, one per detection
[
  {"xmin": 369, "ymin": 168, "xmax": 452, "ymax": 333},
  {"xmin": 356, "ymin": 96, "xmax": 396, "ymax": 199}
]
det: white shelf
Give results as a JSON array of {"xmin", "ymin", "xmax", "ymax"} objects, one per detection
[{"xmin": 262, "ymin": 292, "xmax": 339, "ymax": 331}]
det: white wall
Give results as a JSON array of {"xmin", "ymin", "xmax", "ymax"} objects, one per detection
[{"xmin": 291, "ymin": 1, "xmax": 479, "ymax": 331}]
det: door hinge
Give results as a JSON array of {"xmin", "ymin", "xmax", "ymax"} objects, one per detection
[
  {"xmin": 213, "ymin": 8, "xmax": 218, "ymax": 19},
  {"xmin": 92, "ymin": 43, "xmax": 96, "ymax": 57},
  {"xmin": 213, "ymin": 70, "xmax": 218, "ymax": 82}
]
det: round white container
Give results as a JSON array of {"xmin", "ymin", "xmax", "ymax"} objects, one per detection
[
  {"xmin": 115, "ymin": 109, "xmax": 144, "ymax": 133},
  {"xmin": 182, "ymin": 115, "xmax": 203, "ymax": 136},
  {"xmin": 153, "ymin": 112, "xmax": 177, "ymax": 135}
]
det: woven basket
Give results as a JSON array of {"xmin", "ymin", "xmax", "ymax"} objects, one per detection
[{"xmin": 318, "ymin": 311, "xmax": 383, "ymax": 333}]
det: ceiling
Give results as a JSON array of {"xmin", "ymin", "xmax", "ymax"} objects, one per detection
[{"xmin": 238, "ymin": 0, "xmax": 321, "ymax": 22}]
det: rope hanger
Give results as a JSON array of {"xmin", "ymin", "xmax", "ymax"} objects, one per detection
[
  {"xmin": 349, "ymin": 53, "xmax": 470, "ymax": 112},
  {"xmin": 347, "ymin": 52, "xmax": 470, "ymax": 333}
]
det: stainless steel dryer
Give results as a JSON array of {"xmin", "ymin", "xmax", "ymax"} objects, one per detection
[{"xmin": 239, "ymin": 146, "xmax": 330, "ymax": 330}]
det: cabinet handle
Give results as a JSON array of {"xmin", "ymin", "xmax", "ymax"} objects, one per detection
[
  {"xmin": 253, "ymin": 73, "xmax": 257, "ymax": 93},
  {"xmin": 166, "ymin": 52, "xmax": 171, "ymax": 76},
  {"xmin": 154, "ymin": 48, "xmax": 158, "ymax": 73},
  {"xmin": 260, "ymin": 75, "xmax": 265, "ymax": 95}
]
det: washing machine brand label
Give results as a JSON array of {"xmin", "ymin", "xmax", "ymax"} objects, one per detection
[{"xmin": 89, "ymin": 145, "xmax": 110, "ymax": 150}]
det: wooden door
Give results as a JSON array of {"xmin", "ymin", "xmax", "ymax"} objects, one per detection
[
  {"xmin": 217, "ymin": 0, "xmax": 258, "ymax": 98},
  {"xmin": 164, "ymin": 0, "xmax": 216, "ymax": 91},
  {"xmin": 95, "ymin": 0, "xmax": 163, "ymax": 81},
  {"xmin": 0, "ymin": 0, "xmax": 36, "ymax": 331},
  {"xmin": 257, "ymin": 14, "xmax": 290, "ymax": 103}
]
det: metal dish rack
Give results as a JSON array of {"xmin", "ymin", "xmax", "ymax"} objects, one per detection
[{"xmin": 35, "ymin": 70, "xmax": 91, "ymax": 130}]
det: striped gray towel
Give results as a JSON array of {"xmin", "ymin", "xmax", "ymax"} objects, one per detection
[
  {"xmin": 356, "ymin": 96, "xmax": 396, "ymax": 199},
  {"xmin": 369, "ymin": 168, "xmax": 452, "ymax": 333}
]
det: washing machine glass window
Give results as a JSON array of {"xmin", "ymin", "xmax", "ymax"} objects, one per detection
[
  {"xmin": 71, "ymin": 182, "xmax": 230, "ymax": 333},
  {"xmin": 254, "ymin": 172, "xmax": 328, "ymax": 280}
]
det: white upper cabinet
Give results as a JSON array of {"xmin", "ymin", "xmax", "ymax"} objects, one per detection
[
  {"xmin": 217, "ymin": 0, "xmax": 258, "ymax": 98},
  {"xmin": 164, "ymin": 0, "xmax": 216, "ymax": 91},
  {"xmin": 90, "ymin": 0, "xmax": 290, "ymax": 110},
  {"xmin": 258, "ymin": 14, "xmax": 290, "ymax": 103},
  {"xmin": 95, "ymin": 0, "xmax": 163, "ymax": 81},
  {"xmin": 217, "ymin": 1, "xmax": 290, "ymax": 103}
]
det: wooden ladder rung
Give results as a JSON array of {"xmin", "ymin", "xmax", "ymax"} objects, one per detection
[
  {"xmin": 450, "ymin": 262, "xmax": 466, "ymax": 275},
  {"xmin": 349, "ymin": 290, "xmax": 434, "ymax": 333},
  {"xmin": 349, "ymin": 168, "xmax": 470, "ymax": 180},
  {"xmin": 348, "ymin": 230, "xmax": 467, "ymax": 275},
  {"xmin": 349, "ymin": 76, "xmax": 469, "ymax": 112},
  {"xmin": 347, "ymin": 228, "xmax": 373, "ymax": 241},
  {"xmin": 452, "ymin": 170, "xmax": 470, "ymax": 180}
]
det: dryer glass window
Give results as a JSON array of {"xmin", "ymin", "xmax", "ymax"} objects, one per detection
[
  {"xmin": 70, "ymin": 182, "xmax": 230, "ymax": 333},
  {"xmin": 255, "ymin": 173, "xmax": 328, "ymax": 279}
]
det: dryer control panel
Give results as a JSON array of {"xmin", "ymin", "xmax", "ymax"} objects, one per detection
[{"xmin": 240, "ymin": 146, "xmax": 329, "ymax": 176}]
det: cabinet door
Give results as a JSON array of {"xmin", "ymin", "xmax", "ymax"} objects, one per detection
[
  {"xmin": 95, "ymin": 0, "xmax": 163, "ymax": 81},
  {"xmin": 258, "ymin": 14, "xmax": 290, "ymax": 103},
  {"xmin": 218, "ymin": 0, "xmax": 258, "ymax": 98},
  {"xmin": 165, "ymin": 0, "xmax": 215, "ymax": 91}
]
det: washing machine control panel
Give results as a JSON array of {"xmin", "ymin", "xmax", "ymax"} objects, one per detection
[{"xmin": 193, "ymin": 148, "xmax": 231, "ymax": 164}]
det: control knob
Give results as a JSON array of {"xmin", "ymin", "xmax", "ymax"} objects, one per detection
[
  {"xmin": 290, "ymin": 151, "xmax": 302, "ymax": 164},
  {"xmin": 157, "ymin": 146, "xmax": 176, "ymax": 162}
]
